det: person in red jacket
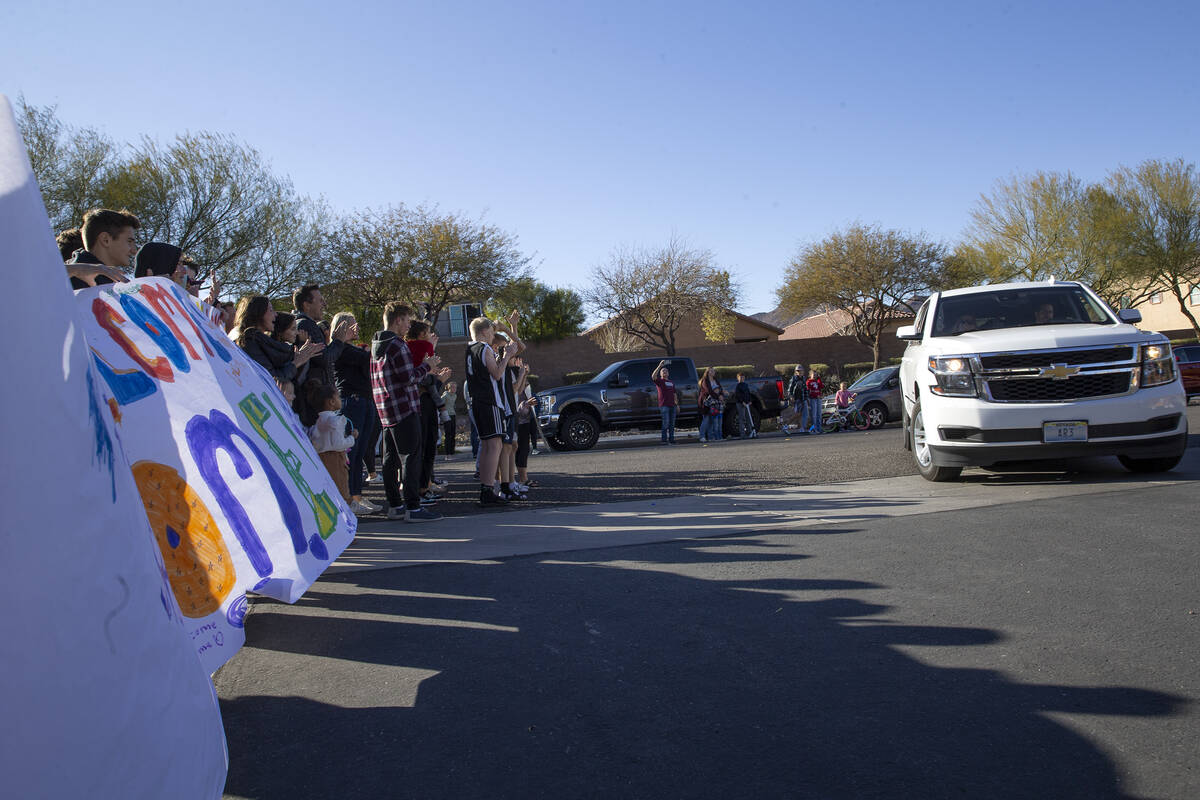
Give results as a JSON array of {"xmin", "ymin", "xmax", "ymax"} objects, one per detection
[{"xmin": 805, "ymin": 369, "xmax": 825, "ymax": 434}]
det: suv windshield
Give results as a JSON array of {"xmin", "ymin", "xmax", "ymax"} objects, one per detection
[{"xmin": 931, "ymin": 286, "xmax": 1113, "ymax": 337}]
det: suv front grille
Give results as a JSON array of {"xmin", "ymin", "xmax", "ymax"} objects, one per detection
[
  {"xmin": 986, "ymin": 372, "xmax": 1132, "ymax": 402},
  {"xmin": 980, "ymin": 346, "xmax": 1134, "ymax": 370}
]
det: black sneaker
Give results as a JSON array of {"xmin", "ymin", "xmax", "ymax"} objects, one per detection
[
  {"xmin": 479, "ymin": 486, "xmax": 509, "ymax": 506},
  {"xmin": 419, "ymin": 493, "xmax": 439, "ymax": 505}
]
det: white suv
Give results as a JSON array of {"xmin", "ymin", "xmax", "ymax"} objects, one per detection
[{"xmin": 897, "ymin": 280, "xmax": 1188, "ymax": 481}]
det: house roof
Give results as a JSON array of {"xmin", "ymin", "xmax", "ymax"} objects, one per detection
[{"xmin": 584, "ymin": 306, "xmax": 785, "ymax": 336}]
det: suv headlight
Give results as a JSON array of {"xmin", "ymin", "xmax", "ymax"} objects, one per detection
[
  {"xmin": 541, "ymin": 394, "xmax": 556, "ymax": 412},
  {"xmin": 928, "ymin": 355, "xmax": 979, "ymax": 397},
  {"xmin": 1140, "ymin": 343, "xmax": 1176, "ymax": 387}
]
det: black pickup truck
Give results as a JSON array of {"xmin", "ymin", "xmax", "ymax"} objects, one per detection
[{"xmin": 535, "ymin": 356, "xmax": 786, "ymax": 451}]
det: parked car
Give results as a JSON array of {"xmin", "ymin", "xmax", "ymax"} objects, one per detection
[
  {"xmin": 535, "ymin": 356, "xmax": 786, "ymax": 450},
  {"xmin": 896, "ymin": 279, "xmax": 1188, "ymax": 481},
  {"xmin": 821, "ymin": 366, "xmax": 901, "ymax": 428},
  {"xmin": 1174, "ymin": 344, "xmax": 1200, "ymax": 401}
]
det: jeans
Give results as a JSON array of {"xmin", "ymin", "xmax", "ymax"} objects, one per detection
[
  {"xmin": 342, "ymin": 394, "xmax": 372, "ymax": 497},
  {"xmin": 382, "ymin": 413, "xmax": 423, "ymax": 511},
  {"xmin": 700, "ymin": 412, "xmax": 718, "ymax": 440},
  {"xmin": 805, "ymin": 397, "xmax": 823, "ymax": 432},
  {"xmin": 660, "ymin": 405, "xmax": 677, "ymax": 442},
  {"xmin": 714, "ymin": 412, "xmax": 724, "ymax": 440},
  {"xmin": 469, "ymin": 415, "xmax": 480, "ymax": 459}
]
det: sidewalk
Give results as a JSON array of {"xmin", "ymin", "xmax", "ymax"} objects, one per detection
[{"xmin": 331, "ymin": 447, "xmax": 1200, "ymax": 574}]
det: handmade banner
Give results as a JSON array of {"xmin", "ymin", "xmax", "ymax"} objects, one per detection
[
  {"xmin": 80, "ymin": 277, "xmax": 358, "ymax": 673},
  {"xmin": 0, "ymin": 96, "xmax": 228, "ymax": 798}
]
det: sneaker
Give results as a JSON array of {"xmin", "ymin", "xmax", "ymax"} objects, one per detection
[
  {"xmin": 473, "ymin": 470, "xmax": 480, "ymax": 480},
  {"xmin": 530, "ymin": 449, "xmax": 539, "ymax": 455},
  {"xmin": 699, "ymin": 436, "xmax": 707, "ymax": 443},
  {"xmin": 349, "ymin": 499, "xmax": 376, "ymax": 516},
  {"xmin": 386, "ymin": 506, "xmax": 406, "ymax": 520},
  {"xmin": 405, "ymin": 507, "xmax": 442, "ymax": 523},
  {"xmin": 431, "ymin": 478, "xmax": 448, "ymax": 490},
  {"xmin": 366, "ymin": 473, "xmax": 380, "ymax": 483},
  {"xmin": 479, "ymin": 486, "xmax": 509, "ymax": 506},
  {"xmin": 419, "ymin": 492, "xmax": 441, "ymax": 505},
  {"xmin": 356, "ymin": 498, "xmax": 383, "ymax": 513},
  {"xmin": 511, "ymin": 481, "xmax": 529, "ymax": 493}
]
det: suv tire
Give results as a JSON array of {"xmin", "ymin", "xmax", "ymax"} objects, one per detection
[
  {"xmin": 911, "ymin": 400, "xmax": 962, "ymax": 482},
  {"xmin": 1117, "ymin": 454, "xmax": 1183, "ymax": 473}
]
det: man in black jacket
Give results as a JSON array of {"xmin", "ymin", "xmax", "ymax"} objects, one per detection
[{"xmin": 293, "ymin": 284, "xmax": 332, "ymax": 424}]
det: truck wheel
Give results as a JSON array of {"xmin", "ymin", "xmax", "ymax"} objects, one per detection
[
  {"xmin": 543, "ymin": 435, "xmax": 568, "ymax": 452},
  {"xmin": 561, "ymin": 411, "xmax": 600, "ymax": 451},
  {"xmin": 1117, "ymin": 454, "xmax": 1183, "ymax": 473},
  {"xmin": 911, "ymin": 401, "xmax": 962, "ymax": 482},
  {"xmin": 863, "ymin": 402, "xmax": 887, "ymax": 429}
]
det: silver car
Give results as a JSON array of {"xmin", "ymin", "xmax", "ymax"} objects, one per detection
[{"xmin": 822, "ymin": 367, "xmax": 901, "ymax": 428}]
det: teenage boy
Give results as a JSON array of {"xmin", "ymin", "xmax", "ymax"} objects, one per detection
[
  {"xmin": 734, "ymin": 372, "xmax": 757, "ymax": 438},
  {"xmin": 465, "ymin": 316, "xmax": 521, "ymax": 505},
  {"xmin": 783, "ymin": 366, "xmax": 806, "ymax": 434},
  {"xmin": 69, "ymin": 208, "xmax": 140, "ymax": 268},
  {"xmin": 651, "ymin": 360, "xmax": 677, "ymax": 444},
  {"xmin": 370, "ymin": 302, "xmax": 442, "ymax": 523}
]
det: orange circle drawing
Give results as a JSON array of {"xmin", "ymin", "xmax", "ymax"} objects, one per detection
[{"xmin": 132, "ymin": 461, "xmax": 235, "ymax": 618}]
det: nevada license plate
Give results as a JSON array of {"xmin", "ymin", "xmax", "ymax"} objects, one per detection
[{"xmin": 1043, "ymin": 421, "xmax": 1088, "ymax": 443}]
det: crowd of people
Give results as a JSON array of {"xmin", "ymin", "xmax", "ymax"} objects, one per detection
[{"xmin": 60, "ymin": 206, "xmax": 545, "ymax": 525}]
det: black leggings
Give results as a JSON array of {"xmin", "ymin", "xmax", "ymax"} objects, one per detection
[{"xmin": 516, "ymin": 420, "xmax": 535, "ymax": 469}]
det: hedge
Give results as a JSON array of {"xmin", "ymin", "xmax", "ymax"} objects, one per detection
[
  {"xmin": 697, "ymin": 364, "xmax": 756, "ymax": 380},
  {"xmin": 775, "ymin": 363, "xmax": 800, "ymax": 376},
  {"xmin": 564, "ymin": 371, "xmax": 597, "ymax": 384}
]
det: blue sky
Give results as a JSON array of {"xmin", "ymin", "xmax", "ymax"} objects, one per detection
[{"xmin": 4, "ymin": 0, "xmax": 1198, "ymax": 315}]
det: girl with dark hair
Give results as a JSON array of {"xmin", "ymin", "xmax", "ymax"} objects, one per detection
[{"xmin": 234, "ymin": 296, "xmax": 321, "ymax": 384}]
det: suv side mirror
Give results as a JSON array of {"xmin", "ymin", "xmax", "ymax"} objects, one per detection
[
  {"xmin": 887, "ymin": 377, "xmax": 898, "ymax": 388},
  {"xmin": 896, "ymin": 325, "xmax": 920, "ymax": 340},
  {"xmin": 1117, "ymin": 309, "xmax": 1142, "ymax": 324}
]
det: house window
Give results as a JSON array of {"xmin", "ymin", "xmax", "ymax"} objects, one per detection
[
  {"xmin": 1149, "ymin": 292, "xmax": 1162, "ymax": 304},
  {"xmin": 446, "ymin": 303, "xmax": 481, "ymax": 339},
  {"xmin": 1191, "ymin": 285, "xmax": 1200, "ymax": 306}
]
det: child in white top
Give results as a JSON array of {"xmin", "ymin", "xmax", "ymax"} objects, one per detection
[{"xmin": 307, "ymin": 383, "xmax": 356, "ymax": 505}]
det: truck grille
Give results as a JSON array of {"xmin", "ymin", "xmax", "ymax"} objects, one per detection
[
  {"xmin": 980, "ymin": 346, "xmax": 1133, "ymax": 370},
  {"xmin": 985, "ymin": 373, "xmax": 1132, "ymax": 402}
]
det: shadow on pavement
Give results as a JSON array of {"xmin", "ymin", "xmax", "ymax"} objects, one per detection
[{"xmin": 218, "ymin": 531, "xmax": 1181, "ymax": 799}]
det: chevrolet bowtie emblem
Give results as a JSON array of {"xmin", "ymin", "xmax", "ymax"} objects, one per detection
[{"xmin": 1039, "ymin": 363, "xmax": 1080, "ymax": 380}]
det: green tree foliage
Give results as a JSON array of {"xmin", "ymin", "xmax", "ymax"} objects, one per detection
[
  {"xmin": 488, "ymin": 277, "xmax": 585, "ymax": 342},
  {"xmin": 584, "ymin": 236, "xmax": 740, "ymax": 355},
  {"xmin": 1107, "ymin": 158, "xmax": 1200, "ymax": 338},
  {"xmin": 325, "ymin": 205, "xmax": 531, "ymax": 327},
  {"xmin": 102, "ymin": 132, "xmax": 323, "ymax": 289},
  {"xmin": 778, "ymin": 224, "xmax": 945, "ymax": 368},
  {"xmin": 700, "ymin": 305, "xmax": 735, "ymax": 344},
  {"xmin": 16, "ymin": 99, "xmax": 324, "ymax": 298},
  {"xmin": 955, "ymin": 171, "xmax": 1146, "ymax": 307}
]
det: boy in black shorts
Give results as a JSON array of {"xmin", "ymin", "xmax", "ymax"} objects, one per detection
[{"xmin": 465, "ymin": 315, "xmax": 521, "ymax": 505}]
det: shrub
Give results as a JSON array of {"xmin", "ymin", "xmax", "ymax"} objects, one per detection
[
  {"xmin": 774, "ymin": 363, "xmax": 800, "ymax": 376},
  {"xmin": 808, "ymin": 362, "xmax": 830, "ymax": 375},
  {"xmin": 564, "ymin": 371, "xmax": 597, "ymax": 384},
  {"xmin": 700, "ymin": 364, "xmax": 755, "ymax": 380},
  {"xmin": 842, "ymin": 361, "xmax": 875, "ymax": 381}
]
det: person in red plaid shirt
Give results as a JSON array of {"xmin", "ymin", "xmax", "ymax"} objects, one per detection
[{"xmin": 370, "ymin": 302, "xmax": 443, "ymax": 523}]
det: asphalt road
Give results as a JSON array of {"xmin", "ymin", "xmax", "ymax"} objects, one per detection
[
  {"xmin": 217, "ymin": 405, "xmax": 1200, "ymax": 799},
  {"xmin": 360, "ymin": 406, "xmax": 1199, "ymax": 516}
]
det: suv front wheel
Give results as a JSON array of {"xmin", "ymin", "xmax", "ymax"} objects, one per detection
[{"xmin": 910, "ymin": 400, "xmax": 962, "ymax": 482}]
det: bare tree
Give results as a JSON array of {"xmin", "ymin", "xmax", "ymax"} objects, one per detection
[
  {"xmin": 15, "ymin": 96, "xmax": 117, "ymax": 232},
  {"xmin": 584, "ymin": 236, "xmax": 740, "ymax": 355},
  {"xmin": 778, "ymin": 224, "xmax": 945, "ymax": 367}
]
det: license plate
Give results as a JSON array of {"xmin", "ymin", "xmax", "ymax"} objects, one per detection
[{"xmin": 1043, "ymin": 421, "xmax": 1088, "ymax": 442}]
